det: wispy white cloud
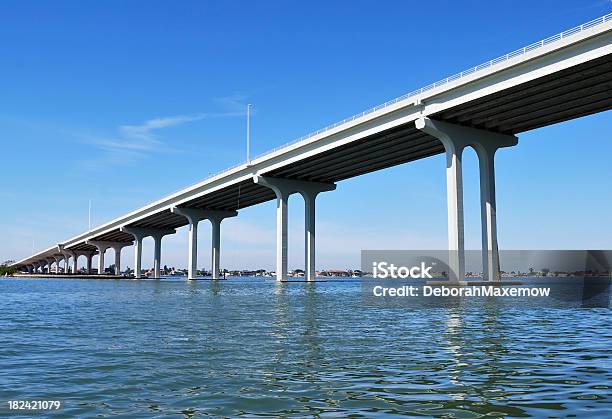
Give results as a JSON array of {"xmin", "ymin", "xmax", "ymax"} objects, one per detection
[
  {"xmin": 214, "ymin": 94, "xmax": 251, "ymax": 113},
  {"xmin": 78, "ymin": 106, "xmax": 246, "ymax": 170}
]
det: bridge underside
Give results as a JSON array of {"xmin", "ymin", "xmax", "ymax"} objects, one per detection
[{"xmin": 66, "ymin": 53, "xmax": 612, "ymax": 248}]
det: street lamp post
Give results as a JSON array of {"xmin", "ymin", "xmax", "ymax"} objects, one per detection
[{"xmin": 246, "ymin": 103, "xmax": 251, "ymax": 163}]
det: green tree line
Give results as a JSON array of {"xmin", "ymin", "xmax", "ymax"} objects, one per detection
[{"xmin": 0, "ymin": 260, "xmax": 17, "ymax": 276}]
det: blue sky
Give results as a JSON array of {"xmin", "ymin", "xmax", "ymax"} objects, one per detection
[{"xmin": 1, "ymin": 0, "xmax": 611, "ymax": 271}]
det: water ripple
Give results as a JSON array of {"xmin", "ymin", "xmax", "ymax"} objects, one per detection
[{"xmin": 0, "ymin": 278, "xmax": 610, "ymax": 417}]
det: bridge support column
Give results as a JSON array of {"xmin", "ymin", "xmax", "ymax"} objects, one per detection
[
  {"xmin": 53, "ymin": 255, "xmax": 63, "ymax": 274},
  {"xmin": 89, "ymin": 243, "xmax": 109, "ymax": 274},
  {"xmin": 86, "ymin": 253, "xmax": 93, "ymax": 274},
  {"xmin": 46, "ymin": 258, "xmax": 56, "ymax": 274},
  {"xmin": 416, "ymin": 117, "xmax": 518, "ymax": 281},
  {"xmin": 153, "ymin": 236, "xmax": 163, "ymax": 278},
  {"xmin": 208, "ymin": 212, "xmax": 237, "ymax": 279},
  {"xmin": 119, "ymin": 230, "xmax": 144, "ymax": 278},
  {"xmin": 171, "ymin": 208, "xmax": 237, "ymax": 280},
  {"xmin": 27, "ymin": 265, "xmax": 33, "ymax": 274},
  {"xmin": 134, "ymin": 236, "xmax": 143, "ymax": 278},
  {"xmin": 32, "ymin": 262, "xmax": 39, "ymax": 273},
  {"xmin": 254, "ymin": 176, "xmax": 336, "ymax": 282},
  {"xmin": 58, "ymin": 256, "xmax": 66, "ymax": 273},
  {"xmin": 73, "ymin": 251, "xmax": 95, "ymax": 275},
  {"xmin": 71, "ymin": 252, "xmax": 79, "ymax": 274},
  {"xmin": 86, "ymin": 241, "xmax": 133, "ymax": 275},
  {"xmin": 121, "ymin": 227, "xmax": 175, "ymax": 279},
  {"xmin": 111, "ymin": 244, "xmax": 130, "ymax": 275}
]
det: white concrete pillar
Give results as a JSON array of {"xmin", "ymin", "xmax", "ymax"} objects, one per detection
[
  {"xmin": 476, "ymin": 145, "xmax": 499, "ymax": 281},
  {"xmin": 72, "ymin": 252, "xmax": 95, "ymax": 274},
  {"xmin": 86, "ymin": 254, "xmax": 93, "ymax": 274},
  {"xmin": 110, "ymin": 244, "xmax": 130, "ymax": 275},
  {"xmin": 134, "ymin": 236, "xmax": 143, "ymax": 278},
  {"xmin": 445, "ymin": 140, "xmax": 466, "ymax": 282},
  {"xmin": 58, "ymin": 258, "xmax": 69, "ymax": 274},
  {"xmin": 188, "ymin": 221, "xmax": 198, "ymax": 278},
  {"xmin": 210, "ymin": 217, "xmax": 222, "ymax": 279},
  {"xmin": 72, "ymin": 253, "xmax": 78, "ymax": 274},
  {"xmin": 253, "ymin": 178, "xmax": 291, "ymax": 281},
  {"xmin": 114, "ymin": 247, "xmax": 121, "ymax": 275},
  {"xmin": 53, "ymin": 256, "xmax": 63, "ymax": 274},
  {"xmin": 254, "ymin": 176, "xmax": 336, "ymax": 282},
  {"xmin": 46, "ymin": 258, "xmax": 56, "ymax": 274},
  {"xmin": 120, "ymin": 227, "xmax": 174, "ymax": 279},
  {"xmin": 171, "ymin": 208, "xmax": 203, "ymax": 280},
  {"xmin": 151, "ymin": 232, "xmax": 174, "ymax": 278},
  {"xmin": 303, "ymin": 192, "xmax": 317, "ymax": 282},
  {"xmin": 416, "ymin": 117, "xmax": 517, "ymax": 282},
  {"xmin": 171, "ymin": 207, "xmax": 237, "ymax": 280},
  {"xmin": 153, "ymin": 234, "xmax": 162, "ymax": 278},
  {"xmin": 276, "ymin": 192, "xmax": 289, "ymax": 281},
  {"xmin": 97, "ymin": 246, "xmax": 108, "ymax": 274},
  {"xmin": 86, "ymin": 241, "xmax": 132, "ymax": 275}
]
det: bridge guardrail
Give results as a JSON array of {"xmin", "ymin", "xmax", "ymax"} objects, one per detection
[{"xmin": 198, "ymin": 13, "xmax": 612, "ymax": 185}]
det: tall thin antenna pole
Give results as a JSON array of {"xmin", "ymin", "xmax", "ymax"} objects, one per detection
[
  {"xmin": 246, "ymin": 103, "xmax": 251, "ymax": 163},
  {"xmin": 32, "ymin": 239, "xmax": 35, "ymax": 254},
  {"xmin": 88, "ymin": 199, "xmax": 92, "ymax": 230}
]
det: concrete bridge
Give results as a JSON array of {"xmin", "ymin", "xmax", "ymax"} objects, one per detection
[{"xmin": 12, "ymin": 14, "xmax": 612, "ymax": 281}]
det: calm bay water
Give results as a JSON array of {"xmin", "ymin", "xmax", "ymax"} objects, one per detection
[{"xmin": 1, "ymin": 277, "xmax": 611, "ymax": 418}]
